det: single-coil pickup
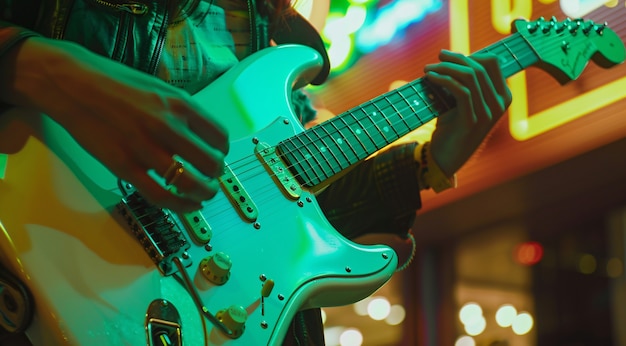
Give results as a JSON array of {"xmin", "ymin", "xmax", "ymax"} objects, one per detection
[
  {"xmin": 180, "ymin": 211, "xmax": 212, "ymax": 244},
  {"xmin": 219, "ymin": 166, "xmax": 258, "ymax": 222},
  {"xmin": 256, "ymin": 143, "xmax": 302, "ymax": 199}
]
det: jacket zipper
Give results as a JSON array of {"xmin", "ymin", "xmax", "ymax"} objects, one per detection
[
  {"xmin": 148, "ymin": 0, "xmax": 170, "ymax": 75},
  {"xmin": 91, "ymin": 1, "xmax": 148, "ymax": 63},
  {"xmin": 93, "ymin": 0, "xmax": 149, "ymax": 15}
]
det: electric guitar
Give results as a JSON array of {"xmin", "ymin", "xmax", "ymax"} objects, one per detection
[{"xmin": 0, "ymin": 18, "xmax": 623, "ymax": 345}]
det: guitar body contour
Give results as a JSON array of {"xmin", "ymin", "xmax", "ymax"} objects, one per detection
[
  {"xmin": 0, "ymin": 45, "xmax": 398, "ymax": 345},
  {"xmin": 1, "ymin": 17, "xmax": 623, "ymax": 344}
]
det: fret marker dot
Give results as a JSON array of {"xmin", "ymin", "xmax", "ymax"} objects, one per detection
[
  {"xmin": 413, "ymin": 100, "xmax": 420, "ymax": 106},
  {"xmin": 354, "ymin": 128, "xmax": 362, "ymax": 135},
  {"xmin": 372, "ymin": 111, "xmax": 378, "ymax": 116},
  {"xmin": 320, "ymin": 146, "xmax": 327, "ymax": 152},
  {"xmin": 337, "ymin": 138, "xmax": 344, "ymax": 145},
  {"xmin": 305, "ymin": 154, "xmax": 312, "ymax": 159},
  {"xmin": 383, "ymin": 126, "xmax": 390, "ymax": 132}
]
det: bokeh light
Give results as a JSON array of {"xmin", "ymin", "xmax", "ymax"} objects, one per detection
[
  {"xmin": 367, "ymin": 297, "xmax": 391, "ymax": 320},
  {"xmin": 495, "ymin": 304, "xmax": 517, "ymax": 327},
  {"xmin": 512, "ymin": 312, "xmax": 534, "ymax": 335}
]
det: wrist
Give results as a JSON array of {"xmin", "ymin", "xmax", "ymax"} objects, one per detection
[{"xmin": 414, "ymin": 141, "xmax": 457, "ymax": 193}]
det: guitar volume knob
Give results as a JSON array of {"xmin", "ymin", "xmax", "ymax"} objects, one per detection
[
  {"xmin": 199, "ymin": 252, "xmax": 232, "ymax": 285},
  {"xmin": 216, "ymin": 305, "xmax": 247, "ymax": 338}
]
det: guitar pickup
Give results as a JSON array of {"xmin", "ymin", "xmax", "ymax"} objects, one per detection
[
  {"xmin": 219, "ymin": 165, "xmax": 258, "ymax": 222},
  {"xmin": 256, "ymin": 142, "xmax": 302, "ymax": 200}
]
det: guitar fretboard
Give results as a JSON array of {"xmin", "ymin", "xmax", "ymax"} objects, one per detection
[{"xmin": 278, "ymin": 32, "xmax": 539, "ymax": 188}]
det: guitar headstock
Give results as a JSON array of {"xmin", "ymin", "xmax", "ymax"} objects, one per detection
[{"xmin": 513, "ymin": 17, "xmax": 625, "ymax": 84}]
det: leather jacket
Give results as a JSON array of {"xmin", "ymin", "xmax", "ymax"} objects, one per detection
[{"xmin": 1, "ymin": 0, "xmax": 422, "ymax": 344}]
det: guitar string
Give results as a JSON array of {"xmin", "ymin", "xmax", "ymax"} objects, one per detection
[
  {"xmin": 276, "ymin": 19, "xmax": 604, "ymax": 186},
  {"xmin": 185, "ymin": 23, "xmax": 588, "ymax": 244},
  {"xmin": 220, "ymin": 33, "xmax": 532, "ymax": 195},
  {"xmin": 188, "ymin": 32, "xmax": 539, "ymax": 245}
]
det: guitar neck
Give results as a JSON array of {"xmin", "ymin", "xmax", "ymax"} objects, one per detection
[{"xmin": 279, "ymin": 32, "xmax": 538, "ymax": 188}]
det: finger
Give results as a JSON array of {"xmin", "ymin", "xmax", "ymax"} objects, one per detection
[
  {"xmin": 147, "ymin": 119, "xmax": 226, "ymax": 179},
  {"xmin": 472, "ymin": 54, "xmax": 513, "ymax": 108},
  {"xmin": 127, "ymin": 135, "xmax": 221, "ymax": 202},
  {"xmin": 438, "ymin": 50, "xmax": 511, "ymax": 119},
  {"xmin": 183, "ymin": 102, "xmax": 230, "ymax": 155},
  {"xmin": 99, "ymin": 140, "xmax": 204, "ymax": 212},
  {"xmin": 426, "ymin": 56, "xmax": 491, "ymax": 123},
  {"xmin": 126, "ymin": 168, "xmax": 203, "ymax": 213},
  {"xmin": 424, "ymin": 70, "xmax": 474, "ymax": 125}
]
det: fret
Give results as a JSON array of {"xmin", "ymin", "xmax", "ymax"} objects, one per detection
[
  {"xmin": 315, "ymin": 124, "xmax": 351, "ymax": 168},
  {"xmin": 363, "ymin": 102, "xmax": 395, "ymax": 146},
  {"xmin": 342, "ymin": 111, "xmax": 380, "ymax": 155},
  {"xmin": 279, "ymin": 138, "xmax": 316, "ymax": 185},
  {"xmin": 420, "ymin": 79, "xmax": 454, "ymax": 114},
  {"xmin": 293, "ymin": 133, "xmax": 332, "ymax": 183},
  {"xmin": 333, "ymin": 115, "xmax": 366, "ymax": 162},
  {"xmin": 276, "ymin": 19, "xmax": 583, "ymax": 188},
  {"xmin": 333, "ymin": 111, "xmax": 373, "ymax": 159},
  {"xmin": 352, "ymin": 104, "xmax": 388, "ymax": 150},
  {"xmin": 407, "ymin": 81, "xmax": 438, "ymax": 124},
  {"xmin": 309, "ymin": 125, "xmax": 346, "ymax": 173},
  {"xmin": 475, "ymin": 33, "xmax": 538, "ymax": 78},
  {"xmin": 396, "ymin": 84, "xmax": 431, "ymax": 129},
  {"xmin": 380, "ymin": 91, "xmax": 411, "ymax": 137}
]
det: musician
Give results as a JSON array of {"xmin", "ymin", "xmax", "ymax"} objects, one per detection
[{"xmin": 0, "ymin": 0, "xmax": 511, "ymax": 344}]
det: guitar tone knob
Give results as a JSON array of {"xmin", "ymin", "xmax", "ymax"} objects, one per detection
[
  {"xmin": 216, "ymin": 305, "xmax": 247, "ymax": 338},
  {"xmin": 199, "ymin": 252, "xmax": 232, "ymax": 285}
]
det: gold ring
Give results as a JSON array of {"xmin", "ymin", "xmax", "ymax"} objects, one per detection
[{"xmin": 163, "ymin": 160, "xmax": 184, "ymax": 186}]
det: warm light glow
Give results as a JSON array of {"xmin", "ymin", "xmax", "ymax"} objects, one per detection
[
  {"xmin": 324, "ymin": 326, "xmax": 345, "ymax": 345},
  {"xmin": 511, "ymin": 312, "xmax": 534, "ymax": 335},
  {"xmin": 450, "ymin": 0, "xmax": 626, "ymax": 142},
  {"xmin": 607, "ymin": 258, "xmax": 623, "ymax": 278},
  {"xmin": 455, "ymin": 335, "xmax": 476, "ymax": 346},
  {"xmin": 579, "ymin": 254, "xmax": 597, "ymax": 274},
  {"xmin": 321, "ymin": 309, "xmax": 327, "ymax": 324},
  {"xmin": 495, "ymin": 304, "xmax": 517, "ymax": 327},
  {"xmin": 464, "ymin": 316, "xmax": 486, "ymax": 336},
  {"xmin": 353, "ymin": 297, "xmax": 372, "ymax": 316},
  {"xmin": 385, "ymin": 304, "xmax": 406, "ymax": 325},
  {"xmin": 459, "ymin": 302, "xmax": 483, "ymax": 325},
  {"xmin": 490, "ymin": 0, "xmax": 531, "ymax": 34},
  {"xmin": 355, "ymin": 0, "xmax": 442, "ymax": 52},
  {"xmin": 560, "ymin": 0, "xmax": 608, "ymax": 17},
  {"xmin": 515, "ymin": 241, "xmax": 544, "ymax": 266},
  {"xmin": 367, "ymin": 297, "xmax": 391, "ymax": 320},
  {"xmin": 339, "ymin": 328, "xmax": 363, "ymax": 346},
  {"xmin": 509, "ymin": 74, "xmax": 626, "ymax": 141}
]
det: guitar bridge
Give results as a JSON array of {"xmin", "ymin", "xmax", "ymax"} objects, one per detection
[{"xmin": 116, "ymin": 191, "xmax": 191, "ymax": 275}]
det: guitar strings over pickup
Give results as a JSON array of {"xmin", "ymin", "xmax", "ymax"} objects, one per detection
[
  {"xmin": 256, "ymin": 142, "xmax": 302, "ymax": 199},
  {"xmin": 219, "ymin": 165, "xmax": 258, "ymax": 222}
]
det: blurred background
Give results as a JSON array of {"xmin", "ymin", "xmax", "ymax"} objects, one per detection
[{"xmin": 294, "ymin": 0, "xmax": 626, "ymax": 345}]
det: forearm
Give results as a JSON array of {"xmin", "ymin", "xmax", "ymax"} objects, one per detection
[
  {"xmin": 316, "ymin": 142, "xmax": 422, "ymax": 240},
  {"xmin": 0, "ymin": 22, "xmax": 44, "ymax": 110}
]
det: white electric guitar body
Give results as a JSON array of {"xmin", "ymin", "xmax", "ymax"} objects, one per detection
[
  {"xmin": 0, "ymin": 18, "xmax": 623, "ymax": 345},
  {"xmin": 0, "ymin": 45, "xmax": 398, "ymax": 345}
]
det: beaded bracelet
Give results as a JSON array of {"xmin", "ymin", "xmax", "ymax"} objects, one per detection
[{"xmin": 414, "ymin": 141, "xmax": 457, "ymax": 193}]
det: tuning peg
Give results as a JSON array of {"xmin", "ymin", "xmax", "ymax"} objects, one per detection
[
  {"xmin": 527, "ymin": 21, "xmax": 540, "ymax": 33},
  {"xmin": 582, "ymin": 20, "xmax": 595, "ymax": 35},
  {"xmin": 569, "ymin": 20, "xmax": 581, "ymax": 33},
  {"xmin": 595, "ymin": 22, "xmax": 607, "ymax": 35}
]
